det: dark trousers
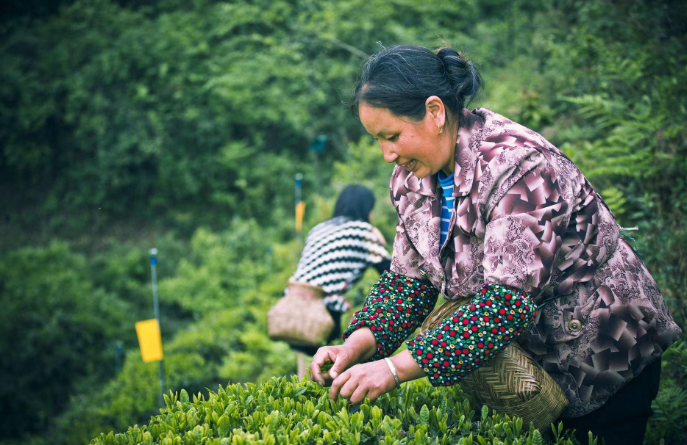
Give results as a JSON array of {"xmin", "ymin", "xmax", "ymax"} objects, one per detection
[{"xmin": 559, "ymin": 357, "xmax": 662, "ymax": 445}]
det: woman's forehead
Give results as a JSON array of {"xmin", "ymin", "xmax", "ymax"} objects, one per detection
[{"xmin": 359, "ymin": 104, "xmax": 408, "ymax": 131}]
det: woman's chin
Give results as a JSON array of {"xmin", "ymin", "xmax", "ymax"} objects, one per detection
[{"xmin": 413, "ymin": 166, "xmax": 432, "ymax": 179}]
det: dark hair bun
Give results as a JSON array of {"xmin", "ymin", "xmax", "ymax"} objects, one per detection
[
  {"xmin": 353, "ymin": 45, "xmax": 483, "ymax": 123},
  {"xmin": 436, "ymin": 47, "xmax": 482, "ymax": 110}
]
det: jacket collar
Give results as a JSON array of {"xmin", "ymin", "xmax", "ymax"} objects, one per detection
[{"xmin": 402, "ymin": 108, "xmax": 485, "ymax": 198}]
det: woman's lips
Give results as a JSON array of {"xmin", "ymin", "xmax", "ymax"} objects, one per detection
[{"xmin": 403, "ymin": 160, "xmax": 416, "ymax": 171}]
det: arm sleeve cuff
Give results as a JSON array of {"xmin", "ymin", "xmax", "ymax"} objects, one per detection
[
  {"xmin": 405, "ymin": 283, "xmax": 537, "ymax": 386},
  {"xmin": 342, "ymin": 271, "xmax": 439, "ymax": 361}
]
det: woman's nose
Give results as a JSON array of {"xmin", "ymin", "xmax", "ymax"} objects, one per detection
[{"xmin": 380, "ymin": 142, "xmax": 398, "ymax": 164}]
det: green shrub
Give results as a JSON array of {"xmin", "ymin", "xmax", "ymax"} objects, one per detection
[
  {"xmin": 645, "ymin": 341, "xmax": 687, "ymax": 445},
  {"xmin": 158, "ymin": 222, "xmax": 277, "ymax": 316},
  {"xmin": 0, "ymin": 243, "xmax": 129, "ymax": 439},
  {"xmin": 14, "ymin": 221, "xmax": 297, "ymax": 445},
  {"xmin": 90, "ymin": 377, "xmax": 584, "ymax": 445},
  {"xmin": 46, "ymin": 303, "xmax": 295, "ymax": 445}
]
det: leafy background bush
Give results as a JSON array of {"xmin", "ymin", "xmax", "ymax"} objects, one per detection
[{"xmin": 0, "ymin": 0, "xmax": 685, "ymax": 444}]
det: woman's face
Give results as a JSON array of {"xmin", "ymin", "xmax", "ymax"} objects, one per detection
[{"xmin": 358, "ymin": 100, "xmax": 454, "ymax": 179}]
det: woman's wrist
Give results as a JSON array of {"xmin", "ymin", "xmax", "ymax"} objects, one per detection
[
  {"xmin": 384, "ymin": 358, "xmax": 401, "ymax": 389},
  {"xmin": 389, "ymin": 350, "xmax": 426, "ymax": 384},
  {"xmin": 343, "ymin": 327, "xmax": 378, "ymax": 363}
]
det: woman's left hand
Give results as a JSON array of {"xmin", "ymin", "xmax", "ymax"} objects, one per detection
[{"xmin": 329, "ymin": 360, "xmax": 397, "ymax": 404}]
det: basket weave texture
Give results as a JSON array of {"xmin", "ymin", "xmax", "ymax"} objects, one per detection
[
  {"xmin": 267, "ymin": 281, "xmax": 334, "ymax": 347},
  {"xmin": 420, "ymin": 299, "xmax": 568, "ymax": 431}
]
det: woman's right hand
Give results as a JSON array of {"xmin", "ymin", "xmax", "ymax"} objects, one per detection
[
  {"xmin": 310, "ymin": 344, "xmax": 359, "ymax": 386},
  {"xmin": 310, "ymin": 327, "xmax": 377, "ymax": 386}
]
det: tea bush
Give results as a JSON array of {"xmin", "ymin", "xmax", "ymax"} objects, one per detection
[
  {"xmin": 0, "ymin": 236, "xmax": 204, "ymax": 444},
  {"xmin": 45, "ymin": 306, "xmax": 295, "ymax": 445},
  {"xmin": 90, "ymin": 377, "xmax": 586, "ymax": 445},
  {"xmin": 157, "ymin": 222, "xmax": 278, "ymax": 316},
  {"xmin": 0, "ymin": 243, "xmax": 130, "ymax": 438},
  {"xmin": 30, "ymin": 223, "xmax": 299, "ymax": 445}
]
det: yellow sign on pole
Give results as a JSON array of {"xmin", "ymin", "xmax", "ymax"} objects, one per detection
[
  {"xmin": 295, "ymin": 201, "xmax": 306, "ymax": 233},
  {"xmin": 135, "ymin": 319, "xmax": 164, "ymax": 363}
]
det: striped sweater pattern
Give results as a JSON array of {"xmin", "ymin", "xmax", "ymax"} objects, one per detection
[{"xmin": 289, "ymin": 216, "xmax": 391, "ymax": 312}]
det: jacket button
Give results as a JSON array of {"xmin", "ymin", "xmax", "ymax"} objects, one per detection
[
  {"xmin": 439, "ymin": 274, "xmax": 444, "ymax": 280},
  {"xmin": 568, "ymin": 319, "xmax": 582, "ymax": 332}
]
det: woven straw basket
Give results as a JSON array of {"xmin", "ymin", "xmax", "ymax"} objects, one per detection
[
  {"xmin": 267, "ymin": 281, "xmax": 334, "ymax": 347},
  {"xmin": 420, "ymin": 299, "xmax": 568, "ymax": 431}
]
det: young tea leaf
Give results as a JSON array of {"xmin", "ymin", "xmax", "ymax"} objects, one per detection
[
  {"xmin": 320, "ymin": 360, "xmax": 334, "ymax": 372},
  {"xmin": 420, "ymin": 404, "xmax": 430, "ymax": 426}
]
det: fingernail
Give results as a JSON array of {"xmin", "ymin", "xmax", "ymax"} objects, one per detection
[{"xmin": 330, "ymin": 371, "xmax": 338, "ymax": 379}]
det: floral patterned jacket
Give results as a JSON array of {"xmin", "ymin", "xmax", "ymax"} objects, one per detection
[{"xmin": 345, "ymin": 107, "xmax": 682, "ymax": 418}]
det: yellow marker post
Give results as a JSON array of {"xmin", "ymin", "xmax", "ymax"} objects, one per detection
[
  {"xmin": 295, "ymin": 201, "xmax": 306, "ymax": 233},
  {"xmin": 135, "ymin": 319, "xmax": 164, "ymax": 363},
  {"xmin": 295, "ymin": 173, "xmax": 304, "ymax": 243}
]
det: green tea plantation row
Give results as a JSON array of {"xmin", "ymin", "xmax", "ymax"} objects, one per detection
[{"xmin": 90, "ymin": 376, "xmax": 594, "ymax": 445}]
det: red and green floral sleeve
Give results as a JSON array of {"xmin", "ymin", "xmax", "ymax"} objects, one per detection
[
  {"xmin": 342, "ymin": 271, "xmax": 439, "ymax": 362},
  {"xmin": 406, "ymin": 283, "xmax": 537, "ymax": 386}
]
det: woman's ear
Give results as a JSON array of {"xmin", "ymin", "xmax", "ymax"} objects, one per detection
[{"xmin": 425, "ymin": 96, "xmax": 446, "ymax": 127}]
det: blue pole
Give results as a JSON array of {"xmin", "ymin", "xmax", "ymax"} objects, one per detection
[{"xmin": 149, "ymin": 248, "xmax": 165, "ymax": 408}]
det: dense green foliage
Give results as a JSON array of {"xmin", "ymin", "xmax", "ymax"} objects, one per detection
[
  {"xmin": 1, "ymin": 0, "xmax": 685, "ymax": 444},
  {"xmin": 0, "ymin": 244, "xmax": 127, "ymax": 438},
  {"xmin": 89, "ymin": 378, "xmax": 586, "ymax": 445},
  {"xmin": 0, "ymin": 239, "xmax": 200, "ymax": 442},
  {"xmin": 15, "ymin": 222, "xmax": 297, "ymax": 445},
  {"xmin": 51, "ymin": 308, "xmax": 294, "ymax": 445}
]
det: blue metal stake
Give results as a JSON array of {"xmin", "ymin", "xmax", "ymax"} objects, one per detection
[{"xmin": 149, "ymin": 248, "xmax": 166, "ymax": 408}]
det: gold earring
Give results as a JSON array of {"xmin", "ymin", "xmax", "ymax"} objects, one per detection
[{"xmin": 438, "ymin": 124, "xmax": 444, "ymax": 135}]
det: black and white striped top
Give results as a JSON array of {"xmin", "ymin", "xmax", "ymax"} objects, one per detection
[{"xmin": 289, "ymin": 216, "xmax": 391, "ymax": 312}]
